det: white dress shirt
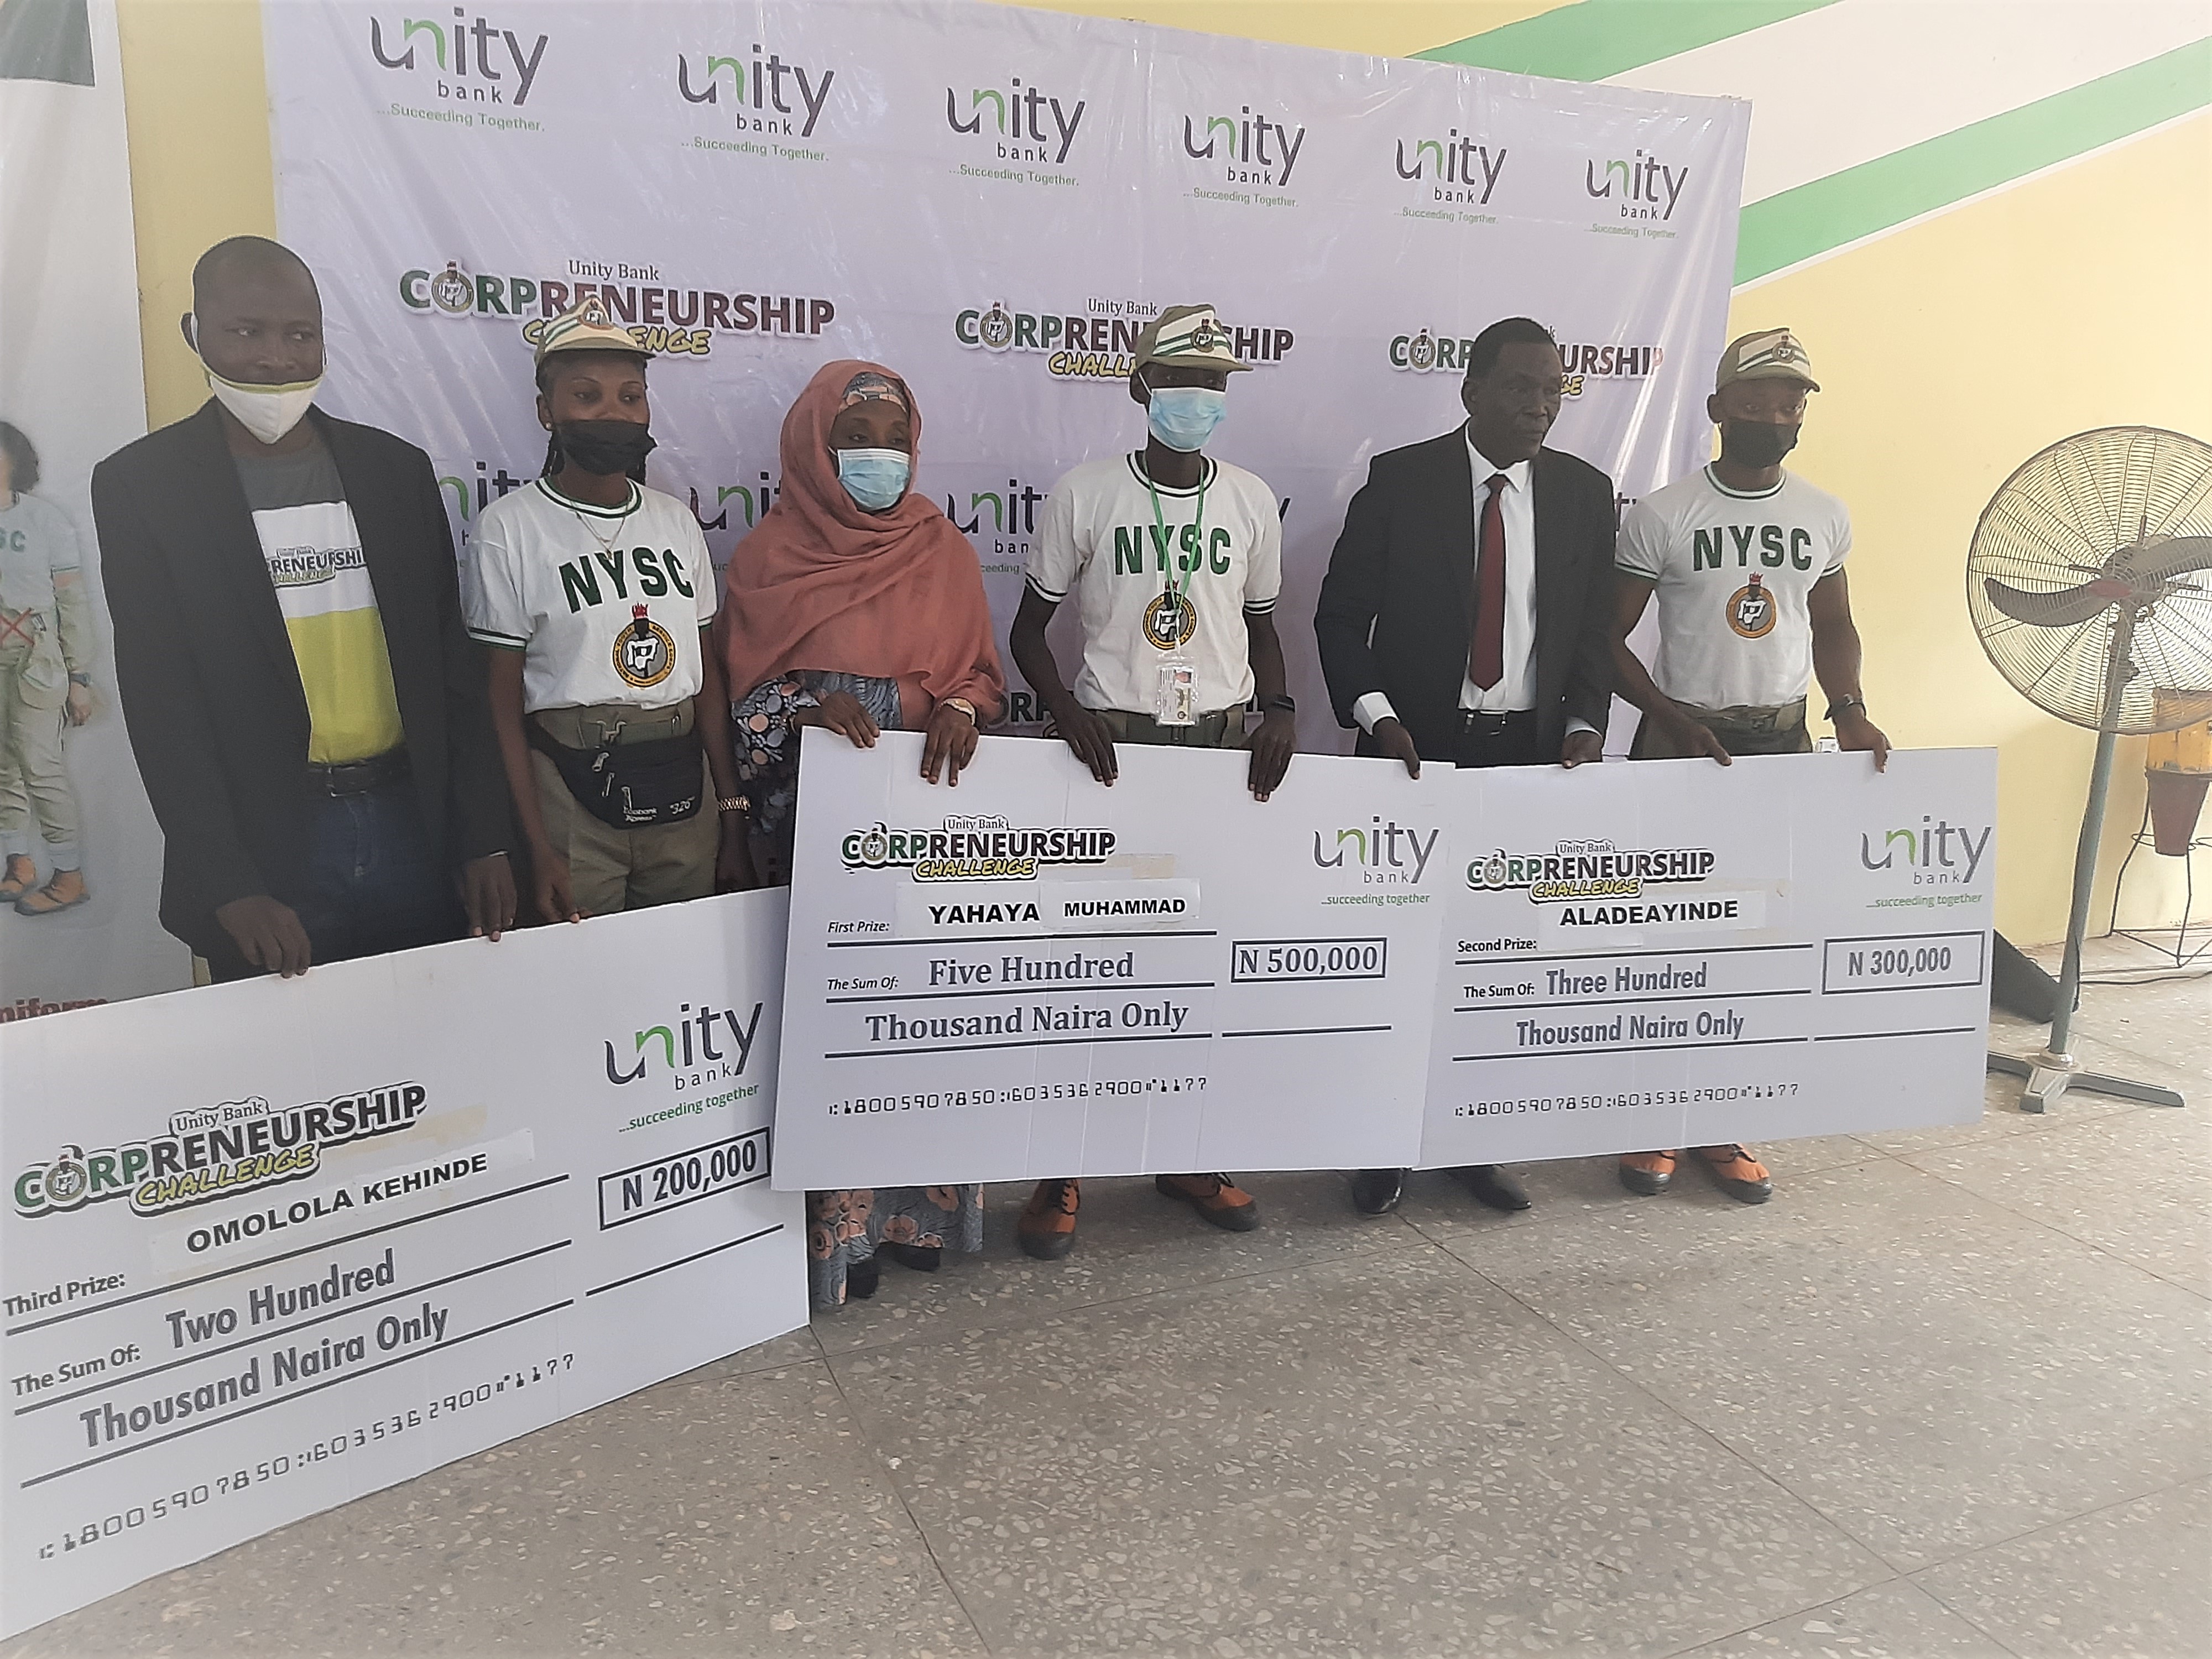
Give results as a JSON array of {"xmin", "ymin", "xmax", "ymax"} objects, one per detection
[{"xmin": 1354, "ymin": 434, "xmax": 1594, "ymax": 737}]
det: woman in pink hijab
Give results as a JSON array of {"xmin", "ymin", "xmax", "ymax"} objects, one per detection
[{"xmin": 718, "ymin": 361, "xmax": 1005, "ymax": 1310}]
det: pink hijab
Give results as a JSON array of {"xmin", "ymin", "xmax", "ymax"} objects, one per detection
[{"xmin": 718, "ymin": 361, "xmax": 1005, "ymax": 722}]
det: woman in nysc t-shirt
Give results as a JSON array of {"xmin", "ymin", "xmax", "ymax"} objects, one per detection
[{"xmin": 461, "ymin": 301, "xmax": 746, "ymax": 922}]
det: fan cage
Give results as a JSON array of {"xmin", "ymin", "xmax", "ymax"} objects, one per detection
[{"xmin": 1966, "ymin": 426, "xmax": 2212, "ymax": 735}]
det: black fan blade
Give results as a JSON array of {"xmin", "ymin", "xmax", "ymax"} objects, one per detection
[
  {"xmin": 2131, "ymin": 535, "xmax": 2212, "ymax": 581},
  {"xmin": 1982, "ymin": 577, "xmax": 2116, "ymax": 628}
]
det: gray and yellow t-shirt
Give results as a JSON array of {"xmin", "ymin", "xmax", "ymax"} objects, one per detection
[{"xmin": 234, "ymin": 437, "xmax": 404, "ymax": 764}]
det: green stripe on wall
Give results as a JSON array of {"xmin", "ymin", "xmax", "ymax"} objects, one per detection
[
  {"xmin": 1735, "ymin": 38, "xmax": 2212, "ymax": 283},
  {"xmin": 1417, "ymin": 0, "xmax": 1837, "ymax": 81}
]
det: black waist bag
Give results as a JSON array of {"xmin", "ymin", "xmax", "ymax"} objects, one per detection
[{"xmin": 527, "ymin": 719, "xmax": 703, "ymax": 829}]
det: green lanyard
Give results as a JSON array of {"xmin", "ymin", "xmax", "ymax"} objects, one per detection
[{"xmin": 1141, "ymin": 456, "xmax": 1210, "ymax": 609}]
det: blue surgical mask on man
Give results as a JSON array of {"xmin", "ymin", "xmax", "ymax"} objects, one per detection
[
  {"xmin": 834, "ymin": 447, "xmax": 910, "ymax": 512},
  {"xmin": 1145, "ymin": 386, "xmax": 1227, "ymax": 453}
]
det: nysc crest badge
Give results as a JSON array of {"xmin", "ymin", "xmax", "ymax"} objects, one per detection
[
  {"xmin": 614, "ymin": 603, "xmax": 677, "ymax": 688},
  {"xmin": 1725, "ymin": 573, "xmax": 1777, "ymax": 639}
]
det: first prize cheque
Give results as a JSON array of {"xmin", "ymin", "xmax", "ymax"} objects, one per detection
[
  {"xmin": 0, "ymin": 891, "xmax": 806, "ymax": 1639},
  {"xmin": 775, "ymin": 731, "xmax": 1446, "ymax": 1185}
]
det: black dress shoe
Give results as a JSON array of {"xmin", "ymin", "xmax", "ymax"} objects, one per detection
[
  {"xmin": 1453, "ymin": 1164, "xmax": 1531, "ymax": 1212},
  {"xmin": 880, "ymin": 1242, "xmax": 941, "ymax": 1272},
  {"xmin": 1351, "ymin": 1168, "xmax": 1407, "ymax": 1215}
]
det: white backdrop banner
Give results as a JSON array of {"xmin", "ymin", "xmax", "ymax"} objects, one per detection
[
  {"xmin": 0, "ymin": 0, "xmax": 191, "ymax": 1015},
  {"xmin": 260, "ymin": 0, "xmax": 1750, "ymax": 736},
  {"xmin": 0, "ymin": 890, "xmax": 806, "ymax": 1637},
  {"xmin": 773, "ymin": 738, "xmax": 1992, "ymax": 1186}
]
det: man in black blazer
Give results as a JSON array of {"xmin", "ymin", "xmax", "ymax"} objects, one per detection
[
  {"xmin": 93, "ymin": 237, "xmax": 514, "ymax": 979},
  {"xmin": 1315, "ymin": 316, "xmax": 1616, "ymax": 1218}
]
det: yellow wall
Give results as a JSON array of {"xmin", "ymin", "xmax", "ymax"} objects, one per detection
[
  {"xmin": 111, "ymin": 0, "xmax": 2212, "ymax": 945},
  {"xmin": 1738, "ymin": 116, "xmax": 2212, "ymax": 945},
  {"xmin": 115, "ymin": 0, "xmax": 277, "ymax": 427}
]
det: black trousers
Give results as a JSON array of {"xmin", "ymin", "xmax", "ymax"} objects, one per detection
[{"xmin": 1452, "ymin": 708, "xmax": 1545, "ymax": 769}]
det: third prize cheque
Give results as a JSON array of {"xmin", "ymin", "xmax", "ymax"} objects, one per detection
[{"xmin": 774, "ymin": 732, "xmax": 1445, "ymax": 1186}]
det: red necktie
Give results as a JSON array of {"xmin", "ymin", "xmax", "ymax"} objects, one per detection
[{"xmin": 1469, "ymin": 473, "xmax": 1507, "ymax": 691}]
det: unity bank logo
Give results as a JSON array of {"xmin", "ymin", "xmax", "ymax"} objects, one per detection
[
  {"xmin": 945, "ymin": 76, "xmax": 1086, "ymax": 165},
  {"xmin": 1312, "ymin": 818, "xmax": 1442, "ymax": 886},
  {"xmin": 842, "ymin": 815, "xmax": 1117, "ymax": 883},
  {"xmin": 1393, "ymin": 129, "xmax": 1507, "ymax": 205},
  {"xmin": 946, "ymin": 473, "xmax": 1048, "ymax": 567},
  {"xmin": 604, "ymin": 1000, "xmax": 765, "ymax": 1087},
  {"xmin": 676, "ymin": 45, "xmax": 834, "ymax": 138},
  {"xmin": 12, "ymin": 1085, "xmax": 426, "ymax": 1220},
  {"xmin": 1585, "ymin": 149, "xmax": 1689, "ymax": 221},
  {"xmin": 1467, "ymin": 839, "xmax": 1716, "ymax": 903},
  {"xmin": 1859, "ymin": 817, "xmax": 1992, "ymax": 888},
  {"xmin": 1181, "ymin": 103, "xmax": 1306, "ymax": 186},
  {"xmin": 691, "ymin": 465, "xmax": 781, "ymax": 538},
  {"xmin": 369, "ymin": 10, "xmax": 548, "ymax": 106}
]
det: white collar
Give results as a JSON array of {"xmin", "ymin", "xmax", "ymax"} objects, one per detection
[{"xmin": 1464, "ymin": 432, "xmax": 1532, "ymax": 492}]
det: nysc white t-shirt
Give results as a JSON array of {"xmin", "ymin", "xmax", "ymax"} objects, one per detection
[
  {"xmin": 462, "ymin": 478, "xmax": 717, "ymax": 713},
  {"xmin": 1025, "ymin": 453, "xmax": 1282, "ymax": 716},
  {"xmin": 1615, "ymin": 465, "xmax": 1851, "ymax": 712}
]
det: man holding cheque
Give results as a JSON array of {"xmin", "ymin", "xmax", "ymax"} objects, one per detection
[
  {"xmin": 1606, "ymin": 327, "xmax": 1888, "ymax": 1205},
  {"xmin": 1006, "ymin": 302, "xmax": 1296, "ymax": 1260}
]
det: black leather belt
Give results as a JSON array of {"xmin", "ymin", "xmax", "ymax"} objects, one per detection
[
  {"xmin": 307, "ymin": 748, "xmax": 410, "ymax": 796},
  {"xmin": 1458, "ymin": 709, "xmax": 1530, "ymax": 734}
]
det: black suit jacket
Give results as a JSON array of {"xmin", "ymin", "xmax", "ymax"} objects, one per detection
[
  {"xmin": 1314, "ymin": 429, "xmax": 1618, "ymax": 763},
  {"xmin": 92, "ymin": 403, "xmax": 510, "ymax": 958}
]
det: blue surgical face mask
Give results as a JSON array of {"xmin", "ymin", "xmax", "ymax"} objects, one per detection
[
  {"xmin": 1145, "ymin": 385, "xmax": 1227, "ymax": 453},
  {"xmin": 834, "ymin": 446, "xmax": 910, "ymax": 512}
]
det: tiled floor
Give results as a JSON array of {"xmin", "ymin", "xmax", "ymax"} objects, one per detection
[{"xmin": 8, "ymin": 940, "xmax": 2206, "ymax": 1657}]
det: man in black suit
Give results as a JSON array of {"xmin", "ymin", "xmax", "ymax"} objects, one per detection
[
  {"xmin": 1315, "ymin": 316, "xmax": 1616, "ymax": 1218},
  {"xmin": 93, "ymin": 237, "xmax": 514, "ymax": 979}
]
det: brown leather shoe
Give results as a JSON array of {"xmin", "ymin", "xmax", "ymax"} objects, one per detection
[
  {"xmin": 1155, "ymin": 1172, "xmax": 1260, "ymax": 1232},
  {"xmin": 0, "ymin": 855, "xmax": 34, "ymax": 901},
  {"xmin": 1696, "ymin": 1144, "xmax": 1772, "ymax": 1204},
  {"xmin": 1620, "ymin": 1149, "xmax": 1678, "ymax": 1195},
  {"xmin": 15, "ymin": 868, "xmax": 88, "ymax": 916},
  {"xmin": 1018, "ymin": 1178, "xmax": 1080, "ymax": 1260}
]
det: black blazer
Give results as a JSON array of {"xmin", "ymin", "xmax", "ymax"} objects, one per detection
[
  {"xmin": 91, "ymin": 403, "xmax": 510, "ymax": 958},
  {"xmin": 1314, "ymin": 429, "xmax": 1618, "ymax": 763}
]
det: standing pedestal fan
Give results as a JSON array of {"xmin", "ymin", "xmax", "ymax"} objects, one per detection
[{"xmin": 1969, "ymin": 426, "xmax": 2211, "ymax": 1112}]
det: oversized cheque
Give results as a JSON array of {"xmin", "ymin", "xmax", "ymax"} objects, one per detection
[
  {"xmin": 0, "ymin": 891, "xmax": 806, "ymax": 1638},
  {"xmin": 775, "ymin": 739, "xmax": 1996, "ymax": 1185},
  {"xmin": 774, "ymin": 732, "xmax": 1445, "ymax": 1185},
  {"xmin": 1421, "ymin": 748, "xmax": 1995, "ymax": 1165}
]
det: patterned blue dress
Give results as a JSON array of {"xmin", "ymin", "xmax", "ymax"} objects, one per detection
[{"xmin": 731, "ymin": 669, "xmax": 985, "ymax": 1310}]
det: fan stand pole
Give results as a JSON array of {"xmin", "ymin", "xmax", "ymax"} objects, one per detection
[{"xmin": 1990, "ymin": 606, "xmax": 2185, "ymax": 1112}]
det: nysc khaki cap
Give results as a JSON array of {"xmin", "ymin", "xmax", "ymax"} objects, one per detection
[
  {"xmin": 1134, "ymin": 304, "xmax": 1252, "ymax": 374},
  {"xmin": 532, "ymin": 298, "xmax": 646, "ymax": 366},
  {"xmin": 1715, "ymin": 327, "xmax": 1819, "ymax": 393}
]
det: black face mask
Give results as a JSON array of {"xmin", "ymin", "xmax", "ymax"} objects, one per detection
[
  {"xmin": 1721, "ymin": 420, "xmax": 1799, "ymax": 470},
  {"xmin": 555, "ymin": 419, "xmax": 656, "ymax": 477}
]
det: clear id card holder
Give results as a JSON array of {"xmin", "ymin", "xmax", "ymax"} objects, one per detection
[{"xmin": 1152, "ymin": 655, "xmax": 1197, "ymax": 727}]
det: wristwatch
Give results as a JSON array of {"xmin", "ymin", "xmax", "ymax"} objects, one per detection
[
  {"xmin": 1264, "ymin": 694, "xmax": 1296, "ymax": 715},
  {"xmin": 67, "ymin": 672, "xmax": 90, "ymax": 687},
  {"xmin": 943, "ymin": 697, "xmax": 978, "ymax": 723},
  {"xmin": 717, "ymin": 795, "xmax": 752, "ymax": 816},
  {"xmin": 1825, "ymin": 695, "xmax": 1867, "ymax": 721}
]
